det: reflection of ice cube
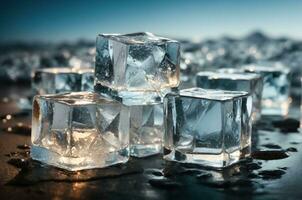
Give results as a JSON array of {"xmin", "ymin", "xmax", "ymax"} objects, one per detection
[
  {"xmin": 102, "ymin": 131, "xmax": 121, "ymax": 150},
  {"xmin": 176, "ymin": 135, "xmax": 194, "ymax": 150},
  {"xmin": 31, "ymin": 92, "xmax": 130, "ymax": 171},
  {"xmin": 97, "ymin": 104, "xmax": 121, "ymax": 131},
  {"xmin": 95, "ymin": 32, "xmax": 180, "ymax": 103},
  {"xmin": 70, "ymin": 128, "xmax": 100, "ymax": 156},
  {"xmin": 164, "ymin": 88, "xmax": 252, "ymax": 168}
]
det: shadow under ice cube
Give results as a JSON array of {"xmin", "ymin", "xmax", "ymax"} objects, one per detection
[
  {"xmin": 31, "ymin": 92, "xmax": 130, "ymax": 171},
  {"xmin": 129, "ymin": 103, "xmax": 163, "ymax": 157},
  {"xmin": 32, "ymin": 67, "xmax": 94, "ymax": 95},
  {"xmin": 163, "ymin": 88, "xmax": 252, "ymax": 168},
  {"xmin": 196, "ymin": 70, "xmax": 263, "ymax": 121},
  {"xmin": 243, "ymin": 63, "xmax": 290, "ymax": 116},
  {"xmin": 95, "ymin": 32, "xmax": 180, "ymax": 104}
]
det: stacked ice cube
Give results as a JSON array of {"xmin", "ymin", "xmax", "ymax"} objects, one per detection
[
  {"xmin": 94, "ymin": 32, "xmax": 180, "ymax": 104},
  {"xmin": 95, "ymin": 32, "xmax": 181, "ymax": 157},
  {"xmin": 30, "ymin": 32, "xmax": 293, "ymax": 171},
  {"xmin": 30, "ymin": 32, "xmax": 181, "ymax": 171}
]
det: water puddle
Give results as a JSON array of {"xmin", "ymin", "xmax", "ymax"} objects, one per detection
[
  {"xmin": 272, "ymin": 118, "xmax": 300, "ymax": 133},
  {"xmin": 262, "ymin": 143, "xmax": 282, "ymax": 149},
  {"xmin": 7, "ymin": 145, "xmax": 143, "ymax": 186},
  {"xmin": 258, "ymin": 170, "xmax": 286, "ymax": 180},
  {"xmin": 8, "ymin": 159, "xmax": 143, "ymax": 186}
]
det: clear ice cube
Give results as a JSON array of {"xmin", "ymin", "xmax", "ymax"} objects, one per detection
[
  {"xmin": 31, "ymin": 92, "xmax": 130, "ymax": 171},
  {"xmin": 163, "ymin": 88, "xmax": 252, "ymax": 168},
  {"xmin": 32, "ymin": 67, "xmax": 94, "ymax": 95},
  {"xmin": 196, "ymin": 70, "xmax": 263, "ymax": 121},
  {"xmin": 243, "ymin": 62, "xmax": 290, "ymax": 116},
  {"xmin": 128, "ymin": 103, "xmax": 163, "ymax": 157},
  {"xmin": 95, "ymin": 32, "xmax": 180, "ymax": 103}
]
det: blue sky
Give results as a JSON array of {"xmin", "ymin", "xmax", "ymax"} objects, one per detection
[{"xmin": 1, "ymin": 0, "xmax": 301, "ymax": 42}]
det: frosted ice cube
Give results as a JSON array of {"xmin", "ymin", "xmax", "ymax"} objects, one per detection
[
  {"xmin": 31, "ymin": 92, "xmax": 130, "ymax": 171},
  {"xmin": 163, "ymin": 88, "xmax": 252, "ymax": 168},
  {"xmin": 32, "ymin": 67, "xmax": 94, "ymax": 95},
  {"xmin": 95, "ymin": 32, "xmax": 180, "ymax": 103},
  {"xmin": 196, "ymin": 70, "xmax": 263, "ymax": 121},
  {"xmin": 243, "ymin": 62, "xmax": 290, "ymax": 116}
]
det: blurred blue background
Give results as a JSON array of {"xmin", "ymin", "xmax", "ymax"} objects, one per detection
[
  {"xmin": 1, "ymin": 0, "xmax": 302, "ymax": 43},
  {"xmin": 1, "ymin": 0, "xmax": 302, "ymax": 87}
]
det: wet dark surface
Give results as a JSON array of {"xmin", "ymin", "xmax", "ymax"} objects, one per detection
[
  {"xmin": 251, "ymin": 150, "xmax": 289, "ymax": 160},
  {"xmin": 0, "ymin": 85, "xmax": 302, "ymax": 200}
]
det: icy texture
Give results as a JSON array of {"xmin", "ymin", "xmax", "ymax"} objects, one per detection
[
  {"xmin": 243, "ymin": 62, "xmax": 290, "ymax": 116},
  {"xmin": 31, "ymin": 92, "xmax": 130, "ymax": 171},
  {"xmin": 196, "ymin": 70, "xmax": 263, "ymax": 121},
  {"xmin": 129, "ymin": 103, "xmax": 163, "ymax": 157},
  {"xmin": 163, "ymin": 88, "xmax": 252, "ymax": 168},
  {"xmin": 95, "ymin": 32, "xmax": 180, "ymax": 103},
  {"xmin": 32, "ymin": 68, "xmax": 94, "ymax": 95}
]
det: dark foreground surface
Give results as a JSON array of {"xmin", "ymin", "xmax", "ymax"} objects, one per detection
[{"xmin": 0, "ymin": 84, "xmax": 301, "ymax": 200}]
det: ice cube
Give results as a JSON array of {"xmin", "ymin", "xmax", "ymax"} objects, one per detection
[
  {"xmin": 32, "ymin": 67, "xmax": 94, "ymax": 95},
  {"xmin": 128, "ymin": 102, "xmax": 163, "ymax": 157},
  {"xmin": 196, "ymin": 70, "xmax": 263, "ymax": 121},
  {"xmin": 31, "ymin": 92, "xmax": 130, "ymax": 171},
  {"xmin": 163, "ymin": 88, "xmax": 252, "ymax": 168},
  {"xmin": 243, "ymin": 62, "xmax": 290, "ymax": 116},
  {"xmin": 95, "ymin": 32, "xmax": 180, "ymax": 104}
]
